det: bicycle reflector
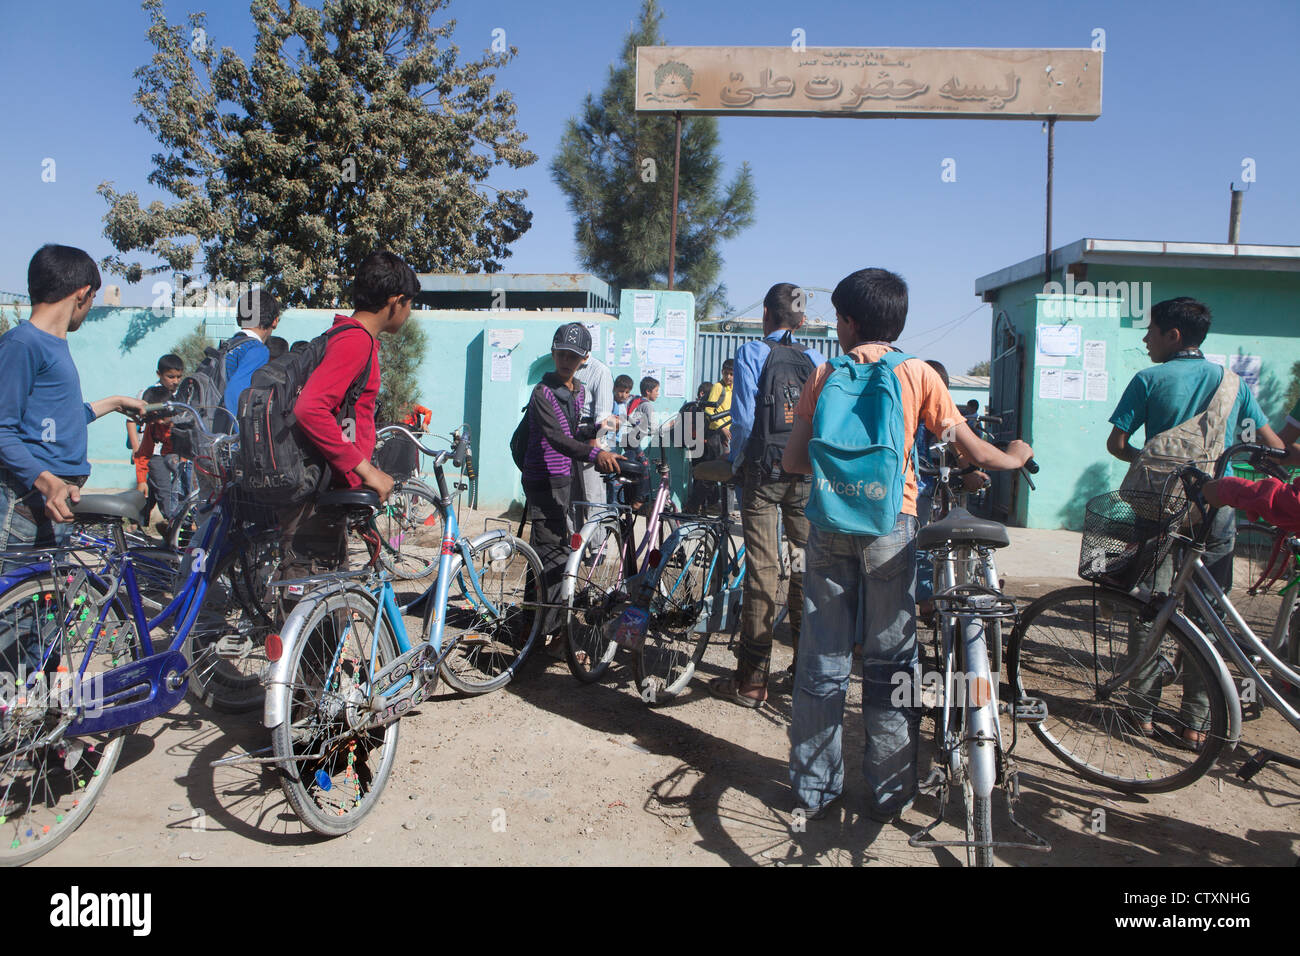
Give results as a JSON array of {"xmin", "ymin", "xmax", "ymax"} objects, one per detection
[
  {"xmin": 265, "ymin": 633, "xmax": 283, "ymax": 662},
  {"xmin": 570, "ymin": 533, "xmax": 583, "ymax": 550}
]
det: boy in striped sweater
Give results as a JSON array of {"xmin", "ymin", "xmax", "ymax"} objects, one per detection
[{"xmin": 523, "ymin": 323, "xmax": 623, "ymax": 636}]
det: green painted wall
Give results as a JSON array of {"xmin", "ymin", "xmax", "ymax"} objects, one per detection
[
  {"xmin": 14, "ymin": 288, "xmax": 696, "ymax": 511},
  {"xmin": 987, "ymin": 265, "xmax": 1300, "ymax": 530}
]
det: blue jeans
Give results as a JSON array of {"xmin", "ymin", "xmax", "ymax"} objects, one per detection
[
  {"xmin": 790, "ymin": 514, "xmax": 919, "ymax": 816},
  {"xmin": 0, "ymin": 470, "xmax": 72, "ymax": 675}
]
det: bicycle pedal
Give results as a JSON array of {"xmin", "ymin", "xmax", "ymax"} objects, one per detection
[
  {"xmin": 214, "ymin": 635, "xmax": 253, "ymax": 659},
  {"xmin": 1013, "ymin": 697, "xmax": 1048, "ymax": 722}
]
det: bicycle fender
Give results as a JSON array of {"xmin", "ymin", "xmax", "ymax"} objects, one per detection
[
  {"xmin": 961, "ymin": 617, "xmax": 1000, "ymax": 799},
  {"xmin": 1170, "ymin": 609, "xmax": 1243, "ymax": 748},
  {"xmin": 560, "ymin": 517, "xmax": 611, "ymax": 600},
  {"xmin": 263, "ymin": 584, "xmax": 380, "ymax": 731},
  {"xmin": 0, "ymin": 559, "xmax": 58, "ymax": 593}
]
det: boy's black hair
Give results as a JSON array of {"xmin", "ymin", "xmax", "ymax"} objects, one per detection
[
  {"xmin": 266, "ymin": 336, "xmax": 288, "ymax": 360},
  {"xmin": 640, "ymin": 376, "xmax": 659, "ymax": 395},
  {"xmin": 157, "ymin": 353, "xmax": 184, "ymax": 374},
  {"xmin": 1150, "ymin": 297, "xmax": 1212, "ymax": 348},
  {"xmin": 613, "ymin": 374, "xmax": 634, "ymax": 391},
  {"xmin": 236, "ymin": 288, "xmax": 283, "ymax": 329},
  {"xmin": 142, "ymin": 384, "xmax": 171, "ymax": 404},
  {"xmin": 353, "ymin": 250, "xmax": 419, "ymax": 312},
  {"xmin": 721, "ymin": 358, "xmax": 735, "ymax": 372},
  {"xmin": 697, "ymin": 381, "xmax": 712, "ymax": 399},
  {"xmin": 965, "ymin": 399, "xmax": 980, "ymax": 413},
  {"xmin": 763, "ymin": 282, "xmax": 805, "ymax": 329},
  {"xmin": 925, "ymin": 359, "xmax": 950, "ymax": 387},
  {"xmin": 28, "ymin": 244, "xmax": 101, "ymax": 304},
  {"xmin": 832, "ymin": 268, "xmax": 908, "ymax": 343}
]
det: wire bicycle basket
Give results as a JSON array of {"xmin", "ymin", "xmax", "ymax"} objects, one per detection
[{"xmin": 1077, "ymin": 489, "xmax": 1191, "ymax": 590}]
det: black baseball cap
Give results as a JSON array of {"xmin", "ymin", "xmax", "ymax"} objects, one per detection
[{"xmin": 552, "ymin": 322, "xmax": 591, "ymax": 357}]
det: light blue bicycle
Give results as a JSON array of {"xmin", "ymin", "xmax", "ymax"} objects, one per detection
[{"xmin": 253, "ymin": 425, "xmax": 544, "ymax": 835}]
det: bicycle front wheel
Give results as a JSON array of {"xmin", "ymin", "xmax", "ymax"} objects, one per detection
[
  {"xmin": 565, "ymin": 518, "xmax": 623, "ymax": 683},
  {"xmin": 1008, "ymin": 585, "xmax": 1227, "ymax": 794},
  {"xmin": 0, "ymin": 570, "xmax": 135, "ymax": 865},
  {"xmin": 635, "ymin": 526, "xmax": 718, "ymax": 703},
  {"xmin": 271, "ymin": 588, "xmax": 402, "ymax": 836},
  {"xmin": 435, "ymin": 535, "xmax": 544, "ymax": 695},
  {"xmin": 376, "ymin": 480, "xmax": 444, "ymax": 583},
  {"xmin": 1231, "ymin": 522, "xmax": 1291, "ymax": 649}
]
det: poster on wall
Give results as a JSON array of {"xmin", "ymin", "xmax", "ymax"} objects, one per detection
[
  {"xmin": 490, "ymin": 351, "xmax": 512, "ymax": 382},
  {"xmin": 1230, "ymin": 354, "xmax": 1262, "ymax": 397},
  {"xmin": 635, "ymin": 328, "xmax": 653, "ymax": 362},
  {"xmin": 647, "ymin": 337, "xmax": 686, "ymax": 367},
  {"xmin": 620, "ymin": 341, "xmax": 633, "ymax": 366},
  {"xmin": 665, "ymin": 368, "xmax": 686, "ymax": 398},
  {"xmin": 1083, "ymin": 340, "xmax": 1106, "ymax": 370},
  {"xmin": 1061, "ymin": 370, "xmax": 1085, "ymax": 401},
  {"xmin": 1085, "ymin": 370, "xmax": 1108, "ymax": 402},
  {"xmin": 633, "ymin": 293, "xmax": 656, "ymax": 325},
  {"xmin": 605, "ymin": 331, "xmax": 616, "ymax": 367},
  {"xmin": 488, "ymin": 329, "xmax": 523, "ymax": 350},
  {"xmin": 1038, "ymin": 367, "xmax": 1062, "ymax": 399},
  {"xmin": 665, "ymin": 308, "xmax": 688, "ymax": 338},
  {"xmin": 1037, "ymin": 324, "xmax": 1081, "ymax": 356}
]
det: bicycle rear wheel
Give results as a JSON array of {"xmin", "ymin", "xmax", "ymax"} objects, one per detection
[
  {"xmin": 1007, "ymin": 585, "xmax": 1227, "ymax": 793},
  {"xmin": 435, "ymin": 535, "xmax": 544, "ymax": 694},
  {"xmin": 565, "ymin": 519, "xmax": 623, "ymax": 683},
  {"xmin": 0, "ymin": 570, "xmax": 135, "ymax": 865},
  {"xmin": 635, "ymin": 526, "xmax": 718, "ymax": 703},
  {"xmin": 271, "ymin": 588, "xmax": 401, "ymax": 836}
]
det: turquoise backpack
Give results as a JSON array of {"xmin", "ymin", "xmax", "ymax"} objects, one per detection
[{"xmin": 806, "ymin": 351, "xmax": 913, "ymax": 536}]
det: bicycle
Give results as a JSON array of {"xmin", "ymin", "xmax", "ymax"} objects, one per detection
[
  {"xmin": 0, "ymin": 400, "xmax": 274, "ymax": 864},
  {"xmin": 1007, "ymin": 442, "xmax": 1300, "ymax": 795},
  {"xmin": 560, "ymin": 456, "xmax": 673, "ymax": 683},
  {"xmin": 907, "ymin": 452, "xmax": 1045, "ymax": 867},
  {"xmin": 254, "ymin": 425, "xmax": 545, "ymax": 835},
  {"xmin": 1230, "ymin": 518, "xmax": 1300, "ymax": 672}
]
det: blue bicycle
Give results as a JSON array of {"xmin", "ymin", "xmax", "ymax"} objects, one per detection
[
  {"xmin": 0, "ymin": 400, "xmax": 274, "ymax": 864},
  {"xmin": 261, "ymin": 425, "xmax": 544, "ymax": 835}
]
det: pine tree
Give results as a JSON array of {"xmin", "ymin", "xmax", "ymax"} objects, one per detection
[
  {"xmin": 377, "ymin": 320, "xmax": 429, "ymax": 424},
  {"xmin": 99, "ymin": 0, "xmax": 536, "ymax": 306},
  {"xmin": 170, "ymin": 323, "xmax": 211, "ymax": 372},
  {"xmin": 550, "ymin": 0, "xmax": 756, "ymax": 319}
]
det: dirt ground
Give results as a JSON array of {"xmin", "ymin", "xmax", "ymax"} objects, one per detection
[{"xmin": 31, "ymin": 508, "xmax": 1300, "ymax": 867}]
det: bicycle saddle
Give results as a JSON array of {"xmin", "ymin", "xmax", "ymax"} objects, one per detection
[
  {"xmin": 692, "ymin": 459, "xmax": 736, "ymax": 483},
  {"xmin": 916, "ymin": 507, "xmax": 1010, "ymax": 550},
  {"xmin": 315, "ymin": 489, "xmax": 381, "ymax": 512},
  {"xmin": 610, "ymin": 460, "xmax": 646, "ymax": 480},
  {"xmin": 70, "ymin": 492, "xmax": 147, "ymax": 522}
]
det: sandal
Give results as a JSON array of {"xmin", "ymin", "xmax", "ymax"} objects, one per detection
[{"xmin": 708, "ymin": 675, "xmax": 766, "ymax": 709}]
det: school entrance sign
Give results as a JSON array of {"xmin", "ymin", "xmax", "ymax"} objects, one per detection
[
  {"xmin": 635, "ymin": 45, "xmax": 1102, "ymax": 288},
  {"xmin": 635, "ymin": 47, "xmax": 1102, "ymax": 120}
]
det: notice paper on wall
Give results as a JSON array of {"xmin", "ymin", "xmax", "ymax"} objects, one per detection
[
  {"xmin": 619, "ymin": 341, "xmax": 633, "ymax": 366},
  {"xmin": 1039, "ymin": 367, "xmax": 1062, "ymax": 399},
  {"xmin": 643, "ymin": 366, "xmax": 663, "ymax": 385},
  {"xmin": 635, "ymin": 328, "xmax": 653, "ymax": 361},
  {"xmin": 605, "ymin": 331, "xmax": 616, "ymax": 367},
  {"xmin": 1083, "ymin": 340, "xmax": 1106, "ymax": 370},
  {"xmin": 665, "ymin": 368, "xmax": 686, "ymax": 398},
  {"xmin": 1085, "ymin": 370, "xmax": 1109, "ymax": 402},
  {"xmin": 488, "ymin": 329, "xmax": 523, "ymax": 350},
  {"xmin": 647, "ymin": 337, "xmax": 686, "ymax": 367},
  {"xmin": 490, "ymin": 351, "xmax": 512, "ymax": 382},
  {"xmin": 1038, "ymin": 324, "xmax": 1081, "ymax": 356},
  {"xmin": 634, "ymin": 293, "xmax": 656, "ymax": 325},
  {"xmin": 1230, "ymin": 354, "xmax": 1262, "ymax": 397},
  {"xmin": 1061, "ymin": 369, "xmax": 1085, "ymax": 401},
  {"xmin": 665, "ymin": 308, "xmax": 688, "ymax": 338}
]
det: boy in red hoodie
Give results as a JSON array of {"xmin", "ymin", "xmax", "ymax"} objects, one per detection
[{"xmin": 280, "ymin": 250, "xmax": 417, "ymax": 573}]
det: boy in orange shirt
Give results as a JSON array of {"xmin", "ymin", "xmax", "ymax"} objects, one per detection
[{"xmin": 781, "ymin": 268, "xmax": 1032, "ymax": 823}]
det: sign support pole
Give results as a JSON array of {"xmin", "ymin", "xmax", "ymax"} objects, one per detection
[
  {"xmin": 1044, "ymin": 116, "xmax": 1056, "ymax": 284},
  {"xmin": 668, "ymin": 111, "xmax": 682, "ymax": 290}
]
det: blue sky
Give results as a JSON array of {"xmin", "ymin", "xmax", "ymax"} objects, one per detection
[{"xmin": 1, "ymin": 0, "xmax": 1297, "ymax": 374}]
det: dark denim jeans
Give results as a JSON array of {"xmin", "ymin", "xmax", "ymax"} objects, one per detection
[{"xmin": 789, "ymin": 514, "xmax": 919, "ymax": 817}]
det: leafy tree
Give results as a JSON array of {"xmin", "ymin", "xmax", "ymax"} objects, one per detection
[
  {"xmin": 550, "ymin": 0, "xmax": 755, "ymax": 319},
  {"xmin": 966, "ymin": 360, "xmax": 991, "ymax": 376},
  {"xmin": 377, "ymin": 319, "xmax": 429, "ymax": 423},
  {"xmin": 1284, "ymin": 360, "xmax": 1300, "ymax": 420},
  {"xmin": 170, "ymin": 323, "xmax": 212, "ymax": 372},
  {"xmin": 100, "ymin": 0, "xmax": 536, "ymax": 306}
]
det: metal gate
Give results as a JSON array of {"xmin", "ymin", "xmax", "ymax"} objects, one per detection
[
  {"xmin": 982, "ymin": 310, "xmax": 1024, "ymax": 522},
  {"xmin": 694, "ymin": 330, "xmax": 842, "ymax": 386}
]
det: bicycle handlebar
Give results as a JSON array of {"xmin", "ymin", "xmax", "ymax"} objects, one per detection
[
  {"xmin": 138, "ymin": 400, "xmax": 235, "ymax": 443},
  {"xmin": 376, "ymin": 424, "xmax": 452, "ymax": 466}
]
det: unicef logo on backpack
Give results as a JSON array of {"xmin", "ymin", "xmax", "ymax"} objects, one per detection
[{"xmin": 816, "ymin": 477, "xmax": 887, "ymax": 500}]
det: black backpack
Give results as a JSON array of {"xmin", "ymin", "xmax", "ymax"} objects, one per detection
[
  {"xmin": 171, "ymin": 336, "xmax": 255, "ymax": 457},
  {"xmin": 743, "ymin": 332, "xmax": 815, "ymax": 478},
  {"xmin": 236, "ymin": 324, "xmax": 373, "ymax": 507},
  {"xmin": 510, "ymin": 381, "xmax": 584, "ymax": 473}
]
